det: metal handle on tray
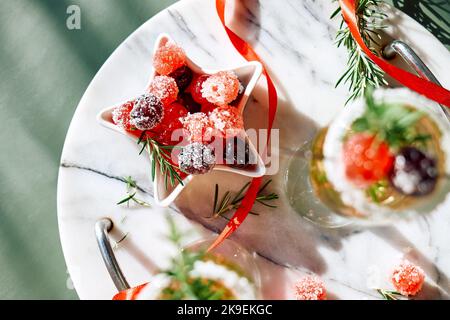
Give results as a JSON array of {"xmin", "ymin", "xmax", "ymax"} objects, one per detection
[{"xmin": 95, "ymin": 218, "xmax": 130, "ymax": 291}]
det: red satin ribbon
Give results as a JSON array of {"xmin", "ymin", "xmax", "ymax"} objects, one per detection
[
  {"xmin": 339, "ymin": 0, "xmax": 450, "ymax": 107},
  {"xmin": 113, "ymin": 283, "xmax": 148, "ymax": 300},
  {"xmin": 208, "ymin": 0, "xmax": 278, "ymax": 251}
]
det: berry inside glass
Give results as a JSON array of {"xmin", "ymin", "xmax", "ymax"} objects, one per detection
[{"xmin": 285, "ymin": 88, "xmax": 450, "ymax": 227}]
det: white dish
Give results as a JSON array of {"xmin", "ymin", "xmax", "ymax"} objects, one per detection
[{"xmin": 97, "ymin": 33, "xmax": 264, "ymax": 206}]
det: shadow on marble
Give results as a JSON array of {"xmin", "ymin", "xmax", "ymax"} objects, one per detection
[
  {"xmin": 231, "ymin": 0, "xmax": 262, "ymax": 44},
  {"xmin": 109, "ymin": 224, "xmax": 160, "ymax": 274},
  {"xmin": 414, "ymin": 282, "xmax": 444, "ymax": 300},
  {"xmin": 258, "ymin": 262, "xmax": 291, "ymax": 299}
]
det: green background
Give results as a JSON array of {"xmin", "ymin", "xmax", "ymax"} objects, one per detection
[{"xmin": 0, "ymin": 0, "xmax": 448, "ymax": 299}]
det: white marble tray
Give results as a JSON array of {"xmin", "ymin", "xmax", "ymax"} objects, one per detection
[{"xmin": 57, "ymin": 0, "xmax": 450, "ymax": 299}]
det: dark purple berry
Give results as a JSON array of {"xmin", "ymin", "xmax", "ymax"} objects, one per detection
[
  {"xmin": 130, "ymin": 93, "xmax": 164, "ymax": 130},
  {"xmin": 389, "ymin": 147, "xmax": 438, "ymax": 196},
  {"xmin": 179, "ymin": 92, "xmax": 201, "ymax": 113},
  {"xmin": 179, "ymin": 142, "xmax": 215, "ymax": 175},
  {"xmin": 170, "ymin": 65, "xmax": 193, "ymax": 91},
  {"xmin": 223, "ymin": 137, "xmax": 256, "ymax": 169}
]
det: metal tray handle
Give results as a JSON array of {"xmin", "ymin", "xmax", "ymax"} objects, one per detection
[{"xmin": 95, "ymin": 218, "xmax": 130, "ymax": 291}]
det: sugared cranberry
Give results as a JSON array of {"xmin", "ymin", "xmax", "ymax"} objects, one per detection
[
  {"xmin": 201, "ymin": 71, "xmax": 240, "ymax": 106},
  {"xmin": 112, "ymin": 100, "xmax": 135, "ymax": 131},
  {"xmin": 153, "ymin": 102, "xmax": 187, "ymax": 145},
  {"xmin": 180, "ymin": 112, "xmax": 215, "ymax": 143},
  {"xmin": 147, "ymin": 75, "xmax": 179, "ymax": 106},
  {"xmin": 179, "ymin": 92, "xmax": 201, "ymax": 114},
  {"xmin": 130, "ymin": 94, "xmax": 164, "ymax": 130},
  {"xmin": 209, "ymin": 105, "xmax": 244, "ymax": 138},
  {"xmin": 389, "ymin": 147, "xmax": 438, "ymax": 196},
  {"xmin": 153, "ymin": 42, "xmax": 186, "ymax": 75},
  {"xmin": 178, "ymin": 142, "xmax": 216, "ymax": 175},
  {"xmin": 189, "ymin": 74, "xmax": 210, "ymax": 105},
  {"xmin": 391, "ymin": 260, "xmax": 425, "ymax": 296},
  {"xmin": 294, "ymin": 276, "xmax": 327, "ymax": 300},
  {"xmin": 201, "ymin": 102, "xmax": 217, "ymax": 115}
]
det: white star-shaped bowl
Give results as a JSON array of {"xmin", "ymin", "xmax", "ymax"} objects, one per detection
[{"xmin": 97, "ymin": 34, "xmax": 265, "ymax": 206}]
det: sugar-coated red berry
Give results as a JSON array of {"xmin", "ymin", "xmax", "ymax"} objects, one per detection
[
  {"xmin": 179, "ymin": 92, "xmax": 202, "ymax": 114},
  {"xmin": 180, "ymin": 112, "xmax": 215, "ymax": 143},
  {"xmin": 343, "ymin": 133, "xmax": 394, "ymax": 187},
  {"xmin": 201, "ymin": 102, "xmax": 217, "ymax": 115},
  {"xmin": 130, "ymin": 94, "xmax": 164, "ymax": 131},
  {"xmin": 147, "ymin": 75, "xmax": 179, "ymax": 106},
  {"xmin": 189, "ymin": 74, "xmax": 210, "ymax": 105},
  {"xmin": 201, "ymin": 71, "xmax": 240, "ymax": 106},
  {"xmin": 178, "ymin": 142, "xmax": 216, "ymax": 175},
  {"xmin": 153, "ymin": 42, "xmax": 186, "ymax": 75},
  {"xmin": 112, "ymin": 100, "xmax": 135, "ymax": 131},
  {"xmin": 294, "ymin": 276, "xmax": 327, "ymax": 300},
  {"xmin": 391, "ymin": 260, "xmax": 425, "ymax": 296},
  {"xmin": 153, "ymin": 102, "xmax": 187, "ymax": 145},
  {"xmin": 209, "ymin": 105, "xmax": 244, "ymax": 138}
]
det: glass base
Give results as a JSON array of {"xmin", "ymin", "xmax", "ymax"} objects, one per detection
[{"xmin": 284, "ymin": 142, "xmax": 352, "ymax": 228}]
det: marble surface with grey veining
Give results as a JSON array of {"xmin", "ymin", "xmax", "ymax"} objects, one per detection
[{"xmin": 57, "ymin": 0, "xmax": 450, "ymax": 299}]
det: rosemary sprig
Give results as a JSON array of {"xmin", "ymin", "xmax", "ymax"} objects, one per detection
[
  {"xmin": 117, "ymin": 176, "xmax": 150, "ymax": 207},
  {"xmin": 212, "ymin": 180, "xmax": 279, "ymax": 218},
  {"xmin": 137, "ymin": 131, "xmax": 184, "ymax": 189},
  {"xmin": 377, "ymin": 289, "xmax": 402, "ymax": 300},
  {"xmin": 332, "ymin": 0, "xmax": 388, "ymax": 104}
]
